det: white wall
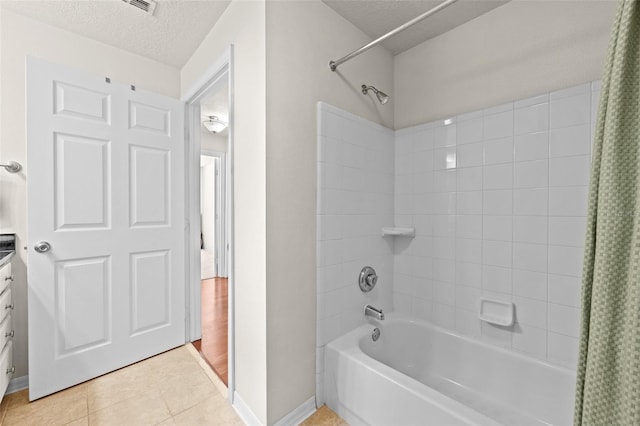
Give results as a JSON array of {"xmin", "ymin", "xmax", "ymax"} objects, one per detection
[
  {"xmin": 180, "ymin": 0, "xmax": 267, "ymax": 422},
  {"xmin": 393, "ymin": 82, "xmax": 597, "ymax": 368},
  {"xmin": 0, "ymin": 5, "xmax": 3, "ymax": 190},
  {"xmin": 200, "ymin": 159, "xmax": 216, "ymax": 253},
  {"xmin": 201, "ymin": 131, "xmax": 228, "ymax": 153},
  {"xmin": 265, "ymin": 1, "xmax": 393, "ymax": 422},
  {"xmin": 316, "ymin": 103, "xmax": 394, "ymax": 405},
  {"xmin": 394, "ymin": 0, "xmax": 616, "ymax": 128},
  {"xmin": 0, "ymin": 8, "xmax": 180, "ymax": 378}
]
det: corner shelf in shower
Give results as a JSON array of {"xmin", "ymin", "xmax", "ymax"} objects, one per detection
[{"xmin": 381, "ymin": 227, "xmax": 415, "ymax": 237}]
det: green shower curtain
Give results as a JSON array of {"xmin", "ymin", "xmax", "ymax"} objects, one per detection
[{"xmin": 574, "ymin": 1, "xmax": 640, "ymax": 424}]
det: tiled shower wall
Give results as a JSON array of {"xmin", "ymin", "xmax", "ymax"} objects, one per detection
[
  {"xmin": 393, "ymin": 82, "xmax": 599, "ymax": 368},
  {"xmin": 316, "ymin": 102, "xmax": 395, "ymax": 404},
  {"xmin": 316, "ymin": 82, "xmax": 598, "ymax": 403}
]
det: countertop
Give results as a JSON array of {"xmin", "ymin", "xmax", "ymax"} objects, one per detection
[{"xmin": 0, "ymin": 234, "xmax": 16, "ymax": 269}]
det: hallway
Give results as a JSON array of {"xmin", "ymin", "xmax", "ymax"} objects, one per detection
[{"xmin": 193, "ymin": 277, "xmax": 228, "ymax": 385}]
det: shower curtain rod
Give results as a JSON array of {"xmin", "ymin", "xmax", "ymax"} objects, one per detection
[{"xmin": 329, "ymin": 0, "xmax": 459, "ymax": 72}]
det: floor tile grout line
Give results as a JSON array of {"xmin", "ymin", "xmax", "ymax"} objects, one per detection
[
  {"xmin": 158, "ymin": 387, "xmax": 175, "ymax": 423},
  {"xmin": 1, "ymin": 346, "xmax": 240, "ymax": 426}
]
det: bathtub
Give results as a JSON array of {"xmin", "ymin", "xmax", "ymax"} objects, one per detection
[{"xmin": 324, "ymin": 314, "xmax": 576, "ymax": 426}]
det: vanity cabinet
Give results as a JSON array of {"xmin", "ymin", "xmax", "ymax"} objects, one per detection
[{"xmin": 0, "ymin": 261, "xmax": 14, "ymax": 401}]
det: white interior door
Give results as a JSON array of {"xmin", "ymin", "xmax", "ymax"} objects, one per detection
[{"xmin": 26, "ymin": 57, "xmax": 185, "ymax": 400}]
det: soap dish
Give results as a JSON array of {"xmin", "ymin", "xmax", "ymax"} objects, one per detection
[{"xmin": 479, "ymin": 297, "xmax": 514, "ymax": 327}]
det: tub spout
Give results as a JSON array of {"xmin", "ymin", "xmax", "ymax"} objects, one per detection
[{"xmin": 364, "ymin": 304, "xmax": 385, "ymax": 320}]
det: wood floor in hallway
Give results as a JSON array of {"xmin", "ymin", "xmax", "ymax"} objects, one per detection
[{"xmin": 193, "ymin": 277, "xmax": 228, "ymax": 386}]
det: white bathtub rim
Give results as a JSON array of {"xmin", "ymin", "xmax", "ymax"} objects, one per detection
[{"xmin": 346, "ymin": 313, "xmax": 577, "ymax": 377}]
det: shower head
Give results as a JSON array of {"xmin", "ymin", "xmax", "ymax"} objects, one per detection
[{"xmin": 361, "ymin": 84, "xmax": 389, "ymax": 105}]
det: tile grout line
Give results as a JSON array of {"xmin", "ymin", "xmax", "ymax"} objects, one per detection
[{"xmin": 546, "ymin": 90, "xmax": 552, "ymax": 362}]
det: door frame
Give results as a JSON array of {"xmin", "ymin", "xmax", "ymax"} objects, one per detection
[
  {"xmin": 200, "ymin": 150, "xmax": 228, "ymax": 279},
  {"xmin": 182, "ymin": 46, "xmax": 235, "ymax": 402}
]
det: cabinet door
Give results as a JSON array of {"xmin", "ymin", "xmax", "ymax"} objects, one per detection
[
  {"xmin": 0, "ymin": 315, "xmax": 13, "ymax": 352},
  {"xmin": 0, "ymin": 263, "xmax": 11, "ymax": 295},
  {"xmin": 0, "ymin": 341, "xmax": 13, "ymax": 399},
  {"xmin": 0, "ymin": 289, "xmax": 11, "ymax": 325}
]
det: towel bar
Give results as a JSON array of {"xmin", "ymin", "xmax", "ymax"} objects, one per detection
[{"xmin": 0, "ymin": 162, "xmax": 21, "ymax": 173}]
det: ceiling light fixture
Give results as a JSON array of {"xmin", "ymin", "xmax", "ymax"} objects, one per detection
[{"xmin": 202, "ymin": 116, "xmax": 227, "ymax": 134}]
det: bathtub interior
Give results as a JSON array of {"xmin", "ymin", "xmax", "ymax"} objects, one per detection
[
  {"xmin": 330, "ymin": 317, "xmax": 576, "ymax": 426},
  {"xmin": 325, "ymin": 338, "xmax": 502, "ymax": 426},
  {"xmin": 359, "ymin": 320, "xmax": 434, "ymax": 380}
]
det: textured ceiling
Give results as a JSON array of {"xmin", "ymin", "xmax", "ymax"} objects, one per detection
[
  {"xmin": 1, "ymin": 0, "xmax": 509, "ymax": 67},
  {"xmin": 0, "ymin": 0, "xmax": 231, "ymax": 67},
  {"xmin": 322, "ymin": 0, "xmax": 510, "ymax": 55}
]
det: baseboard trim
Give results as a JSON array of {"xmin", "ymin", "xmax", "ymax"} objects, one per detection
[
  {"xmin": 6, "ymin": 375, "xmax": 28, "ymax": 394},
  {"xmin": 273, "ymin": 396, "xmax": 316, "ymax": 426},
  {"xmin": 232, "ymin": 390, "xmax": 263, "ymax": 426}
]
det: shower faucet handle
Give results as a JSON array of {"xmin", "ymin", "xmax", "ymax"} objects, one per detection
[
  {"xmin": 366, "ymin": 273, "xmax": 378, "ymax": 287},
  {"xmin": 359, "ymin": 266, "xmax": 378, "ymax": 292}
]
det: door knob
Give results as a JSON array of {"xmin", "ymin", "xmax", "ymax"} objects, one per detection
[{"xmin": 34, "ymin": 241, "xmax": 51, "ymax": 253}]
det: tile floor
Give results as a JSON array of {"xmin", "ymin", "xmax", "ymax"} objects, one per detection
[
  {"xmin": 0, "ymin": 343, "xmax": 346, "ymax": 426},
  {"xmin": 301, "ymin": 405, "xmax": 348, "ymax": 426},
  {"xmin": 0, "ymin": 345, "xmax": 239, "ymax": 426}
]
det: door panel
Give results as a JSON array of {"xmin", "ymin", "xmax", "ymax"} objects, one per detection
[
  {"xmin": 55, "ymin": 256, "xmax": 111, "ymax": 355},
  {"xmin": 27, "ymin": 57, "xmax": 185, "ymax": 400},
  {"xmin": 130, "ymin": 250, "xmax": 170, "ymax": 335},
  {"xmin": 129, "ymin": 101, "xmax": 170, "ymax": 135},
  {"xmin": 54, "ymin": 133, "xmax": 111, "ymax": 230},
  {"xmin": 54, "ymin": 82, "xmax": 111, "ymax": 123},
  {"xmin": 130, "ymin": 146, "xmax": 170, "ymax": 227}
]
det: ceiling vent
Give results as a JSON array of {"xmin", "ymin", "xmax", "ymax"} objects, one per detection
[{"xmin": 121, "ymin": 0, "xmax": 157, "ymax": 15}]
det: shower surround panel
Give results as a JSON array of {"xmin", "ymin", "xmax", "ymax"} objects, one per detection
[
  {"xmin": 316, "ymin": 102, "xmax": 395, "ymax": 405},
  {"xmin": 315, "ymin": 81, "xmax": 597, "ymax": 404},
  {"xmin": 393, "ymin": 81, "xmax": 599, "ymax": 369}
]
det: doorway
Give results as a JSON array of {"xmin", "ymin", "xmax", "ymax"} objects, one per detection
[
  {"xmin": 200, "ymin": 155, "xmax": 219, "ymax": 280},
  {"xmin": 185, "ymin": 60, "xmax": 232, "ymax": 389},
  {"xmin": 196, "ymin": 151, "xmax": 228, "ymax": 385}
]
